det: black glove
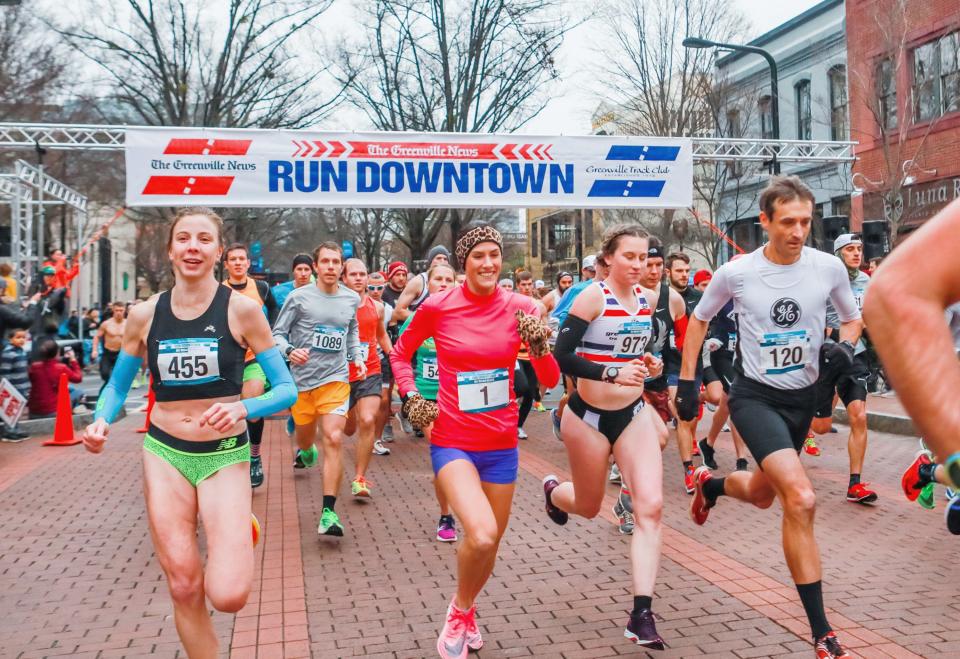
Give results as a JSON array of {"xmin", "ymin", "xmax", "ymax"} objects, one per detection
[
  {"xmin": 675, "ymin": 378, "xmax": 700, "ymax": 422},
  {"xmin": 819, "ymin": 340, "xmax": 855, "ymax": 384}
]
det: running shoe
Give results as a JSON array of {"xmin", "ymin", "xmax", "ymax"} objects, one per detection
[
  {"xmin": 437, "ymin": 599, "xmax": 471, "ymax": 659},
  {"xmin": 722, "ymin": 424, "xmax": 730, "ymax": 432},
  {"xmin": 285, "ymin": 416, "xmax": 295, "ymax": 436},
  {"xmin": 918, "ymin": 483, "xmax": 936, "ymax": 510},
  {"xmin": 683, "ymin": 464, "xmax": 695, "ymax": 494},
  {"xmin": 946, "ymin": 494, "xmax": 960, "ymax": 535},
  {"xmin": 705, "ymin": 401, "xmax": 717, "ymax": 413},
  {"xmin": 533, "ymin": 401, "xmax": 547, "ymax": 413},
  {"xmin": 0, "ymin": 435, "xmax": 28, "ymax": 443},
  {"xmin": 609, "ymin": 463, "xmax": 622, "ymax": 483},
  {"xmin": 372, "ymin": 439, "xmax": 391, "ymax": 455},
  {"xmin": 251, "ymin": 513, "xmax": 261, "ymax": 547},
  {"xmin": 803, "ymin": 435, "xmax": 821, "ymax": 457},
  {"xmin": 399, "ymin": 412, "xmax": 414, "ymax": 435},
  {"xmin": 814, "ymin": 631, "xmax": 851, "ymax": 658},
  {"xmin": 436, "ymin": 515, "xmax": 457, "ymax": 542},
  {"xmin": 351, "ymin": 477, "xmax": 372, "ymax": 498},
  {"xmin": 415, "ymin": 428, "xmax": 424, "ymax": 438},
  {"xmin": 382, "ymin": 424, "xmax": 395, "ymax": 442},
  {"xmin": 624, "ymin": 608, "xmax": 665, "ymax": 650},
  {"xmin": 902, "ymin": 450, "xmax": 934, "ymax": 501},
  {"xmin": 618, "ymin": 484, "xmax": 633, "ymax": 513},
  {"xmin": 518, "ymin": 427, "xmax": 528, "ymax": 440},
  {"xmin": 829, "ymin": 425, "xmax": 839, "ymax": 434},
  {"xmin": 735, "ymin": 458, "xmax": 749, "ymax": 471},
  {"xmin": 464, "ymin": 602, "xmax": 483, "ymax": 651},
  {"xmin": 317, "ymin": 507, "xmax": 344, "ymax": 537},
  {"xmin": 293, "ymin": 444, "xmax": 318, "ymax": 469},
  {"xmin": 542, "ymin": 475, "xmax": 568, "ymax": 525},
  {"xmin": 689, "ymin": 466, "xmax": 715, "ymax": 526},
  {"xmin": 691, "ymin": 440, "xmax": 700, "ymax": 457},
  {"xmin": 846, "ymin": 482, "xmax": 878, "ymax": 504},
  {"xmin": 698, "ymin": 438, "xmax": 718, "ymax": 470},
  {"xmin": 551, "ymin": 408, "xmax": 562, "ymax": 441},
  {"xmin": 947, "ymin": 487, "xmax": 957, "ymax": 501},
  {"xmin": 612, "ymin": 497, "xmax": 634, "ymax": 535},
  {"xmin": 250, "ymin": 456, "xmax": 264, "ymax": 488}
]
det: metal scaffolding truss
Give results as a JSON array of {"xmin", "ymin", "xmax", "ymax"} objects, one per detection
[
  {"xmin": 15, "ymin": 160, "xmax": 87, "ymax": 211},
  {"xmin": 0, "ymin": 122, "xmax": 856, "ymax": 164}
]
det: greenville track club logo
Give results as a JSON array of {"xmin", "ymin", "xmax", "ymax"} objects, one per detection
[{"xmin": 770, "ymin": 298, "xmax": 801, "ymax": 328}]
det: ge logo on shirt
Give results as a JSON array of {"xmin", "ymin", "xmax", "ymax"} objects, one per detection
[{"xmin": 770, "ymin": 298, "xmax": 801, "ymax": 328}]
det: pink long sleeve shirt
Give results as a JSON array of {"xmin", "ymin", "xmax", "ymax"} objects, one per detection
[{"xmin": 390, "ymin": 284, "xmax": 560, "ymax": 451}]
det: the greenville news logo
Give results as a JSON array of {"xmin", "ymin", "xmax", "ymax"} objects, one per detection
[{"xmin": 142, "ymin": 138, "xmax": 252, "ymax": 196}]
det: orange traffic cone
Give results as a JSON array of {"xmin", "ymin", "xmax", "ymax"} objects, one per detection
[
  {"xmin": 137, "ymin": 375, "xmax": 154, "ymax": 433},
  {"xmin": 43, "ymin": 372, "xmax": 82, "ymax": 447}
]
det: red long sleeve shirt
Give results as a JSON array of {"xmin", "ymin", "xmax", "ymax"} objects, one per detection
[
  {"xmin": 390, "ymin": 284, "xmax": 560, "ymax": 451},
  {"xmin": 28, "ymin": 358, "xmax": 82, "ymax": 417}
]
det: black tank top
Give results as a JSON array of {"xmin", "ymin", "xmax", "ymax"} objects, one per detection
[
  {"xmin": 147, "ymin": 285, "xmax": 245, "ymax": 402},
  {"xmin": 645, "ymin": 283, "xmax": 675, "ymax": 392}
]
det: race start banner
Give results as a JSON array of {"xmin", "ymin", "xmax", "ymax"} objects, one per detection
[{"xmin": 125, "ymin": 128, "xmax": 693, "ymax": 209}]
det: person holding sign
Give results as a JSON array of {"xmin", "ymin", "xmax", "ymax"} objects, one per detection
[
  {"xmin": 398, "ymin": 262, "xmax": 459, "ymax": 542},
  {"xmin": 676, "ymin": 177, "xmax": 861, "ymax": 659},
  {"xmin": 81, "ymin": 208, "xmax": 297, "ymax": 659},
  {"xmin": 272, "ymin": 242, "xmax": 364, "ymax": 537},
  {"xmin": 549, "ymin": 225, "xmax": 667, "ymax": 650},
  {"xmin": 390, "ymin": 226, "xmax": 559, "ymax": 659}
]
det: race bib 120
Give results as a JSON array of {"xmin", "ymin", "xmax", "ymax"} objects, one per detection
[{"xmin": 759, "ymin": 330, "xmax": 809, "ymax": 375}]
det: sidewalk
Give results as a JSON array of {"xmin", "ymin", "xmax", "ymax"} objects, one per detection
[
  {"xmin": 832, "ymin": 392, "xmax": 917, "ymax": 436},
  {"xmin": 2, "ymin": 407, "xmax": 958, "ymax": 657}
]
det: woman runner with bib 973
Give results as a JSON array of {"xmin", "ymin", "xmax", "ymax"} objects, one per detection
[
  {"xmin": 81, "ymin": 208, "xmax": 297, "ymax": 659},
  {"xmin": 390, "ymin": 226, "xmax": 560, "ymax": 659},
  {"xmin": 548, "ymin": 225, "xmax": 669, "ymax": 650}
]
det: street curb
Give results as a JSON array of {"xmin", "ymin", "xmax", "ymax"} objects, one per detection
[{"xmin": 832, "ymin": 406, "xmax": 916, "ymax": 436}]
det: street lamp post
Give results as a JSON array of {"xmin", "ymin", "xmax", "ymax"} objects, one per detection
[{"xmin": 683, "ymin": 36, "xmax": 781, "ymax": 174}]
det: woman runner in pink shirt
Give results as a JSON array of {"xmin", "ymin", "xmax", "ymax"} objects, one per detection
[{"xmin": 390, "ymin": 226, "xmax": 560, "ymax": 659}]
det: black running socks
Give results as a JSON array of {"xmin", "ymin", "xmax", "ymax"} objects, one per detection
[
  {"xmin": 848, "ymin": 473, "xmax": 860, "ymax": 488},
  {"xmin": 918, "ymin": 462, "xmax": 937, "ymax": 486},
  {"xmin": 682, "ymin": 460, "xmax": 693, "ymax": 472},
  {"xmin": 632, "ymin": 595, "xmax": 653, "ymax": 613},
  {"xmin": 703, "ymin": 477, "xmax": 726, "ymax": 501},
  {"xmin": 323, "ymin": 495, "xmax": 337, "ymax": 511},
  {"xmin": 796, "ymin": 581, "xmax": 831, "ymax": 640}
]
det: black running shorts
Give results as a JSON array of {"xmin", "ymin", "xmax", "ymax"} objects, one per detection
[
  {"xmin": 703, "ymin": 351, "xmax": 736, "ymax": 395},
  {"xmin": 727, "ymin": 375, "xmax": 816, "ymax": 466},
  {"xmin": 813, "ymin": 352, "xmax": 869, "ymax": 419}
]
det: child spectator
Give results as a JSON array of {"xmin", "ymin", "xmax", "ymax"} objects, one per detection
[
  {"xmin": 28, "ymin": 337, "xmax": 84, "ymax": 418},
  {"xmin": 0, "ymin": 328, "xmax": 31, "ymax": 441}
]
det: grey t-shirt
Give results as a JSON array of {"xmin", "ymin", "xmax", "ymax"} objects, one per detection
[{"xmin": 273, "ymin": 283, "xmax": 361, "ymax": 390}]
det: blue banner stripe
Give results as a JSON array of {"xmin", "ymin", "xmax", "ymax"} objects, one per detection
[
  {"xmin": 587, "ymin": 180, "xmax": 666, "ymax": 198},
  {"xmin": 606, "ymin": 146, "xmax": 681, "ymax": 161}
]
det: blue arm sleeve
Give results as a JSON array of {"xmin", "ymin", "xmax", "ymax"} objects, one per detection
[
  {"xmin": 243, "ymin": 346, "xmax": 297, "ymax": 421},
  {"xmin": 93, "ymin": 351, "xmax": 143, "ymax": 423}
]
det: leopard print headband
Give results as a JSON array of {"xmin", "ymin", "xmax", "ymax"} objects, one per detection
[{"xmin": 455, "ymin": 226, "xmax": 503, "ymax": 266}]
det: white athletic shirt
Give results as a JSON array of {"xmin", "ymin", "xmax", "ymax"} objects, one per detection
[
  {"xmin": 576, "ymin": 280, "xmax": 653, "ymax": 367},
  {"xmin": 694, "ymin": 246, "xmax": 860, "ymax": 390}
]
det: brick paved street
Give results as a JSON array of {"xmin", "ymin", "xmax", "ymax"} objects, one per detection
[{"xmin": 2, "ymin": 406, "xmax": 959, "ymax": 658}]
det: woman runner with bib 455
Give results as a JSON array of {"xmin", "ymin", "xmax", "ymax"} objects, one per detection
[
  {"xmin": 390, "ymin": 226, "xmax": 560, "ymax": 659},
  {"xmin": 81, "ymin": 208, "xmax": 297, "ymax": 659},
  {"xmin": 549, "ymin": 225, "xmax": 668, "ymax": 650}
]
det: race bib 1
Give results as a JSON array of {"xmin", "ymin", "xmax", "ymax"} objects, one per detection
[
  {"xmin": 613, "ymin": 318, "xmax": 652, "ymax": 359},
  {"xmin": 422, "ymin": 356, "xmax": 439, "ymax": 381},
  {"xmin": 312, "ymin": 325, "xmax": 345, "ymax": 353},
  {"xmin": 457, "ymin": 368, "xmax": 509, "ymax": 413},
  {"xmin": 759, "ymin": 330, "xmax": 809, "ymax": 375},
  {"xmin": 157, "ymin": 338, "xmax": 220, "ymax": 385}
]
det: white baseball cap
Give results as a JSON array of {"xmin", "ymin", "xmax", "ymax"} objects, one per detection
[
  {"xmin": 534, "ymin": 279, "xmax": 545, "ymax": 288},
  {"xmin": 833, "ymin": 233, "xmax": 862, "ymax": 253},
  {"xmin": 582, "ymin": 255, "xmax": 597, "ymax": 270}
]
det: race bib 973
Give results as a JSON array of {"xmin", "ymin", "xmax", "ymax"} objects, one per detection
[
  {"xmin": 613, "ymin": 318, "xmax": 652, "ymax": 359},
  {"xmin": 157, "ymin": 338, "xmax": 220, "ymax": 385}
]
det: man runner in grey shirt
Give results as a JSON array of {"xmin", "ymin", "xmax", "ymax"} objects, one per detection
[{"xmin": 273, "ymin": 241, "xmax": 364, "ymax": 537}]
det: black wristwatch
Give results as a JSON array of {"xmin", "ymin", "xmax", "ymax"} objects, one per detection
[
  {"xmin": 401, "ymin": 391, "xmax": 421, "ymax": 405},
  {"xmin": 284, "ymin": 345, "xmax": 295, "ymax": 357},
  {"xmin": 603, "ymin": 366, "xmax": 620, "ymax": 383}
]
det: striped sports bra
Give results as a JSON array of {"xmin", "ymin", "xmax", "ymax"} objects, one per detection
[{"xmin": 576, "ymin": 280, "xmax": 653, "ymax": 367}]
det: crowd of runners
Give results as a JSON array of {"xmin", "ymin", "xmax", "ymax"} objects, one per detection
[{"xmin": 76, "ymin": 174, "xmax": 960, "ymax": 659}]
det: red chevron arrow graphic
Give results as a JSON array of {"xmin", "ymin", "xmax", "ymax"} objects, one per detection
[
  {"xmin": 543, "ymin": 145, "xmax": 554, "ymax": 160},
  {"xmin": 311, "ymin": 140, "xmax": 327, "ymax": 157},
  {"xmin": 518, "ymin": 144, "xmax": 533, "ymax": 160},
  {"xmin": 327, "ymin": 141, "xmax": 347, "ymax": 158},
  {"xmin": 499, "ymin": 143, "xmax": 517, "ymax": 160}
]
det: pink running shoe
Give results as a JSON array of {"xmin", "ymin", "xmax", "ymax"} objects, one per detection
[{"xmin": 437, "ymin": 598, "xmax": 471, "ymax": 659}]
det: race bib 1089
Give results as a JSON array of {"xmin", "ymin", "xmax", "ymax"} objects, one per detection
[{"xmin": 312, "ymin": 325, "xmax": 345, "ymax": 353}]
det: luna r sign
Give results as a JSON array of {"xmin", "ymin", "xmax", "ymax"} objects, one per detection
[{"xmin": 125, "ymin": 129, "xmax": 692, "ymax": 209}]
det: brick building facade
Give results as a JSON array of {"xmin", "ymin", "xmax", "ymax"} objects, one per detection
[{"xmin": 847, "ymin": 0, "xmax": 960, "ymax": 255}]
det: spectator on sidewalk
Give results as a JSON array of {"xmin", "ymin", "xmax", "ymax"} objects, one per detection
[
  {"xmin": 0, "ymin": 328, "xmax": 31, "ymax": 441},
  {"xmin": 0, "ymin": 263, "xmax": 17, "ymax": 303},
  {"xmin": 28, "ymin": 337, "xmax": 84, "ymax": 418},
  {"xmin": 28, "ymin": 266, "xmax": 67, "ymax": 358}
]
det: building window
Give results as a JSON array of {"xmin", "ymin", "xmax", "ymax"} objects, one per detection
[
  {"xmin": 828, "ymin": 65, "xmax": 848, "ymax": 140},
  {"xmin": 832, "ymin": 195, "xmax": 851, "ymax": 218},
  {"xmin": 795, "ymin": 80, "xmax": 812, "ymax": 140},
  {"xmin": 531, "ymin": 221, "xmax": 538, "ymax": 258},
  {"xmin": 913, "ymin": 31, "xmax": 960, "ymax": 122},
  {"xmin": 877, "ymin": 58, "xmax": 897, "ymax": 130},
  {"xmin": 758, "ymin": 95, "xmax": 775, "ymax": 139}
]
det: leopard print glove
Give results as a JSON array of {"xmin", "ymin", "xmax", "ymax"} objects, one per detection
[
  {"xmin": 403, "ymin": 394, "xmax": 439, "ymax": 428},
  {"xmin": 515, "ymin": 310, "xmax": 552, "ymax": 358}
]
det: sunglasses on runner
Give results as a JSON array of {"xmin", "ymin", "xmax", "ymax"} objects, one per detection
[{"xmin": 367, "ymin": 284, "xmax": 385, "ymax": 292}]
